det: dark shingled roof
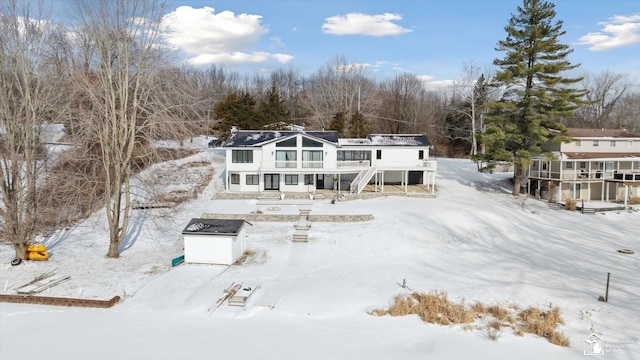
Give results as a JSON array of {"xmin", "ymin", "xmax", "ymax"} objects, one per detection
[
  {"xmin": 365, "ymin": 134, "xmax": 431, "ymax": 146},
  {"xmin": 222, "ymin": 130, "xmax": 339, "ymax": 147},
  {"xmin": 181, "ymin": 218, "xmax": 245, "ymax": 236}
]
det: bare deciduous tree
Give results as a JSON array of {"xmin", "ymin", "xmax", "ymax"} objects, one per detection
[
  {"xmin": 577, "ymin": 70, "xmax": 633, "ymax": 128},
  {"xmin": 375, "ymin": 73, "xmax": 429, "ymax": 134},
  {"xmin": 302, "ymin": 55, "xmax": 378, "ymax": 130},
  {"xmin": 0, "ymin": 0, "xmax": 59, "ymax": 259},
  {"xmin": 70, "ymin": 0, "xmax": 173, "ymax": 258},
  {"xmin": 616, "ymin": 91, "xmax": 640, "ymax": 132}
]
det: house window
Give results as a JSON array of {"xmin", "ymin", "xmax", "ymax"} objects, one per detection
[
  {"xmin": 246, "ymin": 174, "xmax": 259, "ymax": 185},
  {"xmin": 376, "ymin": 150, "xmax": 382, "ymax": 160},
  {"xmin": 566, "ymin": 162, "xmax": 573, "ymax": 169},
  {"xmin": 304, "ymin": 174, "xmax": 314, "ymax": 185},
  {"xmin": 276, "ymin": 150, "xmax": 297, "ymax": 168},
  {"xmin": 285, "ymin": 174, "xmax": 298, "ymax": 185},
  {"xmin": 542, "ymin": 163, "xmax": 547, "ymax": 170},
  {"xmin": 418, "ymin": 150, "xmax": 424, "ymax": 160},
  {"xmin": 337, "ymin": 150, "xmax": 370, "ymax": 161},
  {"xmin": 610, "ymin": 140, "xmax": 616, "ymax": 147},
  {"xmin": 628, "ymin": 140, "xmax": 634, "ymax": 147},
  {"xmin": 230, "ymin": 173, "xmax": 240, "ymax": 184},
  {"xmin": 302, "ymin": 150, "xmax": 323, "ymax": 168},
  {"xmin": 593, "ymin": 140, "xmax": 599, "ymax": 147},
  {"xmin": 575, "ymin": 140, "xmax": 581, "ymax": 147},
  {"xmin": 580, "ymin": 162, "xmax": 587, "ymax": 169},
  {"xmin": 232, "ymin": 150, "xmax": 253, "ymax": 163},
  {"xmin": 302, "ymin": 137, "xmax": 323, "ymax": 147},
  {"xmin": 276, "ymin": 138, "xmax": 297, "ymax": 147}
]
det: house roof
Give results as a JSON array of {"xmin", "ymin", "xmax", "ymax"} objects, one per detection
[
  {"xmin": 181, "ymin": 218, "xmax": 245, "ymax": 236},
  {"xmin": 222, "ymin": 130, "xmax": 339, "ymax": 147},
  {"xmin": 563, "ymin": 152, "xmax": 640, "ymax": 160},
  {"xmin": 559, "ymin": 128, "xmax": 640, "ymax": 139},
  {"xmin": 339, "ymin": 134, "xmax": 431, "ymax": 147}
]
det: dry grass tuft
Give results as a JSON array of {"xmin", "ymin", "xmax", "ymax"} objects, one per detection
[
  {"xmin": 564, "ymin": 198, "xmax": 577, "ymax": 211},
  {"xmin": 370, "ymin": 290, "xmax": 569, "ymax": 347},
  {"xmin": 516, "ymin": 306, "xmax": 569, "ymax": 346}
]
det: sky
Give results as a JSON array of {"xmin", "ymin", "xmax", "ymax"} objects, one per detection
[
  {"xmin": 1, "ymin": 135, "xmax": 639, "ymax": 360},
  {"xmin": 149, "ymin": 0, "xmax": 640, "ymax": 86}
]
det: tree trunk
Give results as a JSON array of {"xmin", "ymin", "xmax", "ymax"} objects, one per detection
[
  {"xmin": 512, "ymin": 164, "xmax": 524, "ymax": 196},
  {"xmin": 14, "ymin": 241, "xmax": 28, "ymax": 260}
]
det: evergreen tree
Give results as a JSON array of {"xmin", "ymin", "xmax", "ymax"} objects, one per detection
[
  {"xmin": 257, "ymin": 85, "xmax": 291, "ymax": 129},
  {"xmin": 475, "ymin": 0, "xmax": 585, "ymax": 196},
  {"xmin": 214, "ymin": 91, "xmax": 258, "ymax": 138},
  {"xmin": 329, "ymin": 111, "xmax": 347, "ymax": 136},
  {"xmin": 349, "ymin": 111, "xmax": 370, "ymax": 138}
]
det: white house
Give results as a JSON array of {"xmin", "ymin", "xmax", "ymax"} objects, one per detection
[
  {"xmin": 182, "ymin": 218, "xmax": 246, "ymax": 265},
  {"xmin": 528, "ymin": 128, "xmax": 640, "ymax": 205},
  {"xmin": 222, "ymin": 129, "xmax": 437, "ymax": 195}
]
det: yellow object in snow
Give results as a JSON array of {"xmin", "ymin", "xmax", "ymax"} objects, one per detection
[
  {"xmin": 27, "ymin": 244, "xmax": 47, "ymax": 252},
  {"xmin": 26, "ymin": 244, "xmax": 49, "ymax": 260},
  {"xmin": 26, "ymin": 251, "xmax": 49, "ymax": 260}
]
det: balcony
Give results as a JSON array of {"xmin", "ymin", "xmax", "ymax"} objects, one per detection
[
  {"xmin": 302, "ymin": 161, "xmax": 323, "ymax": 168},
  {"xmin": 337, "ymin": 160, "xmax": 370, "ymax": 168},
  {"xmin": 275, "ymin": 161, "xmax": 297, "ymax": 168}
]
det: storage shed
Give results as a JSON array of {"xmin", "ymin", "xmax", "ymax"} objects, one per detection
[{"xmin": 182, "ymin": 218, "xmax": 247, "ymax": 265}]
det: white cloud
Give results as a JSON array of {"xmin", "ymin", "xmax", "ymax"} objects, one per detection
[
  {"xmin": 322, "ymin": 13, "xmax": 411, "ymax": 36},
  {"xmin": 162, "ymin": 6, "xmax": 293, "ymax": 65},
  {"xmin": 576, "ymin": 13, "xmax": 640, "ymax": 51},
  {"xmin": 417, "ymin": 75, "xmax": 455, "ymax": 89}
]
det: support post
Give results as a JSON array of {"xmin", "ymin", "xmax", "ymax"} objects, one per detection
[{"xmin": 605, "ymin": 272, "xmax": 610, "ymax": 302}]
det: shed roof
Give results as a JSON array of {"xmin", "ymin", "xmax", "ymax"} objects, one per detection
[
  {"xmin": 222, "ymin": 130, "xmax": 339, "ymax": 147},
  {"xmin": 182, "ymin": 218, "xmax": 245, "ymax": 236}
]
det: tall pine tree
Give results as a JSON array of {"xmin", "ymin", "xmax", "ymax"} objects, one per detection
[
  {"xmin": 257, "ymin": 85, "xmax": 291, "ymax": 129},
  {"xmin": 349, "ymin": 111, "xmax": 370, "ymax": 138},
  {"xmin": 329, "ymin": 111, "xmax": 347, "ymax": 136},
  {"xmin": 475, "ymin": 0, "xmax": 585, "ymax": 195},
  {"xmin": 214, "ymin": 91, "xmax": 258, "ymax": 139}
]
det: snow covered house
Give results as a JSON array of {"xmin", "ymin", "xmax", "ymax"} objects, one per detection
[
  {"xmin": 182, "ymin": 218, "xmax": 246, "ymax": 265},
  {"xmin": 528, "ymin": 128, "xmax": 640, "ymax": 205},
  {"xmin": 222, "ymin": 129, "xmax": 437, "ymax": 195}
]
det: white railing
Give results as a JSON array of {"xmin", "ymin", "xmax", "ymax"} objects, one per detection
[
  {"xmin": 337, "ymin": 160, "xmax": 370, "ymax": 168},
  {"xmin": 275, "ymin": 161, "xmax": 297, "ymax": 168},
  {"xmin": 350, "ymin": 166, "xmax": 377, "ymax": 194},
  {"xmin": 302, "ymin": 161, "xmax": 323, "ymax": 168},
  {"xmin": 422, "ymin": 160, "xmax": 437, "ymax": 170}
]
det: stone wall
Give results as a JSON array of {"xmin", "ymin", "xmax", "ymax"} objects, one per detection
[{"xmin": 0, "ymin": 294, "xmax": 120, "ymax": 308}]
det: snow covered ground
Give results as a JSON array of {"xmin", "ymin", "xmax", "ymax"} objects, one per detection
[{"xmin": 1, "ymin": 137, "xmax": 638, "ymax": 360}]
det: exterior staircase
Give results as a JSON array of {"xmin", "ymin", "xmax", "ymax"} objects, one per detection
[{"xmin": 349, "ymin": 166, "xmax": 377, "ymax": 194}]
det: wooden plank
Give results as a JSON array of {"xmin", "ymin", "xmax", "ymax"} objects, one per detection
[
  {"xmin": 228, "ymin": 285, "xmax": 260, "ymax": 307},
  {"xmin": 16, "ymin": 275, "xmax": 70, "ymax": 295}
]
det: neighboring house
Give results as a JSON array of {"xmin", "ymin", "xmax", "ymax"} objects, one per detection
[
  {"xmin": 528, "ymin": 128, "xmax": 640, "ymax": 204},
  {"xmin": 222, "ymin": 129, "xmax": 437, "ymax": 195}
]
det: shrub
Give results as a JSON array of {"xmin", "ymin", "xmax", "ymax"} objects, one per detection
[
  {"xmin": 564, "ymin": 198, "xmax": 577, "ymax": 211},
  {"xmin": 369, "ymin": 290, "xmax": 569, "ymax": 347}
]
